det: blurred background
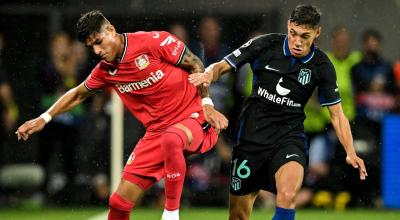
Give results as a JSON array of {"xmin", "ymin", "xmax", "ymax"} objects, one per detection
[{"xmin": 1, "ymin": 0, "xmax": 400, "ymax": 219}]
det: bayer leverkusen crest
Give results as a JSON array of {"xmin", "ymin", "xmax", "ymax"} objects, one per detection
[
  {"xmin": 298, "ymin": 68, "xmax": 312, "ymax": 85},
  {"xmin": 135, "ymin": 54, "xmax": 150, "ymax": 70}
]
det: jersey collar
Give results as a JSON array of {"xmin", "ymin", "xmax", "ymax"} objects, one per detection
[
  {"xmin": 118, "ymin": 33, "xmax": 128, "ymax": 62},
  {"xmin": 283, "ymin": 36, "xmax": 316, "ymax": 64}
]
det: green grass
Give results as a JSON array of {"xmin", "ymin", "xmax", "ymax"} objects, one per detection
[{"xmin": 0, "ymin": 208, "xmax": 399, "ymax": 220}]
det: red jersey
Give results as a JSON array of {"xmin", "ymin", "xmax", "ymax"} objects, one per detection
[{"xmin": 85, "ymin": 31, "xmax": 202, "ymax": 131}]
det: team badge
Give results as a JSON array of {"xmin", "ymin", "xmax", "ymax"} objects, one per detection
[
  {"xmin": 298, "ymin": 68, "xmax": 312, "ymax": 85},
  {"xmin": 231, "ymin": 177, "xmax": 242, "ymax": 191},
  {"xmin": 135, "ymin": 54, "xmax": 150, "ymax": 70}
]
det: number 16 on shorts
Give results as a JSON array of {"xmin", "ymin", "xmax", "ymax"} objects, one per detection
[{"xmin": 231, "ymin": 158, "xmax": 251, "ymax": 191}]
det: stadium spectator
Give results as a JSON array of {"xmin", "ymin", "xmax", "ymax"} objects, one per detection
[
  {"xmin": 350, "ymin": 29, "xmax": 396, "ymax": 206},
  {"xmin": 0, "ymin": 32, "xmax": 19, "ymax": 165},
  {"xmin": 169, "ymin": 23, "xmax": 189, "ymax": 45},
  {"xmin": 186, "ymin": 16, "xmax": 233, "ymax": 206},
  {"xmin": 189, "ymin": 5, "xmax": 367, "ymax": 220},
  {"xmin": 16, "ymin": 10, "xmax": 228, "ymax": 220},
  {"xmin": 36, "ymin": 32, "xmax": 85, "ymax": 203}
]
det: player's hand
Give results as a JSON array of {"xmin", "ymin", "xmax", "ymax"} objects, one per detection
[
  {"xmin": 189, "ymin": 67, "xmax": 214, "ymax": 87},
  {"xmin": 202, "ymin": 104, "xmax": 228, "ymax": 133},
  {"xmin": 15, "ymin": 117, "xmax": 46, "ymax": 141},
  {"xmin": 346, "ymin": 153, "xmax": 368, "ymax": 180}
]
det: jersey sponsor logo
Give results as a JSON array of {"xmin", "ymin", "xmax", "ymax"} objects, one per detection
[
  {"xmin": 231, "ymin": 177, "xmax": 242, "ymax": 191},
  {"xmin": 286, "ymin": 154, "xmax": 299, "ymax": 159},
  {"xmin": 265, "ymin": 65, "xmax": 280, "ymax": 72},
  {"xmin": 172, "ymin": 40, "xmax": 183, "ymax": 56},
  {"xmin": 135, "ymin": 54, "xmax": 150, "ymax": 70},
  {"xmin": 115, "ymin": 70, "xmax": 165, "ymax": 93},
  {"xmin": 257, "ymin": 86, "xmax": 301, "ymax": 107},
  {"xmin": 126, "ymin": 152, "xmax": 135, "ymax": 165},
  {"xmin": 276, "ymin": 77, "xmax": 291, "ymax": 96},
  {"xmin": 160, "ymin": 35, "xmax": 176, "ymax": 46},
  {"xmin": 233, "ymin": 49, "xmax": 241, "ymax": 57},
  {"xmin": 108, "ymin": 68, "xmax": 117, "ymax": 76},
  {"xmin": 298, "ymin": 68, "xmax": 312, "ymax": 85}
]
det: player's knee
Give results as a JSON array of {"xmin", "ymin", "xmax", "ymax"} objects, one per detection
[
  {"xmin": 229, "ymin": 203, "xmax": 251, "ymax": 220},
  {"xmin": 161, "ymin": 128, "xmax": 188, "ymax": 151},
  {"xmin": 276, "ymin": 188, "xmax": 297, "ymax": 205},
  {"xmin": 229, "ymin": 208, "xmax": 250, "ymax": 220},
  {"xmin": 109, "ymin": 192, "xmax": 135, "ymax": 212}
]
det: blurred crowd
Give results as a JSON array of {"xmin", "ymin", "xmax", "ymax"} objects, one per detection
[{"xmin": 0, "ymin": 16, "xmax": 399, "ymax": 210}]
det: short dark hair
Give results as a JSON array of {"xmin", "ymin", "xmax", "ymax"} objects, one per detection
[
  {"xmin": 289, "ymin": 5, "xmax": 321, "ymax": 28},
  {"xmin": 361, "ymin": 29, "xmax": 382, "ymax": 43},
  {"xmin": 76, "ymin": 10, "xmax": 108, "ymax": 42}
]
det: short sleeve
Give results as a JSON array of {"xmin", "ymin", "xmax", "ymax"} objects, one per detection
[
  {"xmin": 84, "ymin": 63, "xmax": 108, "ymax": 91},
  {"xmin": 224, "ymin": 34, "xmax": 272, "ymax": 71},
  {"xmin": 318, "ymin": 60, "xmax": 342, "ymax": 107},
  {"xmin": 147, "ymin": 31, "xmax": 186, "ymax": 65}
]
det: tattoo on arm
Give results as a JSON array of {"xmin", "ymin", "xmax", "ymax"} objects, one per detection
[
  {"xmin": 178, "ymin": 48, "xmax": 205, "ymax": 74},
  {"xmin": 178, "ymin": 48, "xmax": 210, "ymax": 98}
]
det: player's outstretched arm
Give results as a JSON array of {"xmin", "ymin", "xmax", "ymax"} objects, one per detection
[
  {"xmin": 177, "ymin": 48, "xmax": 228, "ymax": 130},
  {"xmin": 189, "ymin": 60, "xmax": 232, "ymax": 87},
  {"xmin": 328, "ymin": 103, "xmax": 368, "ymax": 180},
  {"xmin": 15, "ymin": 82, "xmax": 95, "ymax": 141}
]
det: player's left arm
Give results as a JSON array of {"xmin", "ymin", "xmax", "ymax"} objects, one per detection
[
  {"xmin": 327, "ymin": 103, "xmax": 368, "ymax": 180},
  {"xmin": 178, "ymin": 48, "xmax": 228, "ymax": 131}
]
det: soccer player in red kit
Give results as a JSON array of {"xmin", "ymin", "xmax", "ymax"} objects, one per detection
[{"xmin": 15, "ymin": 10, "xmax": 228, "ymax": 220}]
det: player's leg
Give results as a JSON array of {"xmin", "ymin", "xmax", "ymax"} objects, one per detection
[
  {"xmin": 271, "ymin": 144, "xmax": 306, "ymax": 220},
  {"xmin": 160, "ymin": 123, "xmax": 192, "ymax": 220},
  {"xmin": 229, "ymin": 191, "xmax": 259, "ymax": 220},
  {"xmin": 108, "ymin": 173, "xmax": 155, "ymax": 220}
]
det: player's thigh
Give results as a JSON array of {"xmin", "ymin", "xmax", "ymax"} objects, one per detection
[
  {"xmin": 230, "ymin": 146, "xmax": 272, "ymax": 196},
  {"xmin": 115, "ymin": 179, "xmax": 146, "ymax": 203},
  {"xmin": 176, "ymin": 116, "xmax": 217, "ymax": 154},
  {"xmin": 229, "ymin": 191, "xmax": 259, "ymax": 218},
  {"xmin": 272, "ymin": 144, "xmax": 306, "ymax": 193},
  {"xmin": 275, "ymin": 161, "xmax": 304, "ymax": 193}
]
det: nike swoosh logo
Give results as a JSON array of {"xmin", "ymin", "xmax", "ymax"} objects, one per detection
[
  {"xmin": 109, "ymin": 69, "xmax": 117, "ymax": 76},
  {"xmin": 286, "ymin": 154, "xmax": 299, "ymax": 159},
  {"xmin": 265, "ymin": 65, "xmax": 280, "ymax": 72}
]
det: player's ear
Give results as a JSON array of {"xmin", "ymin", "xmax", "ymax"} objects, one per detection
[
  {"xmin": 315, "ymin": 26, "xmax": 322, "ymax": 38},
  {"xmin": 104, "ymin": 24, "xmax": 116, "ymax": 33}
]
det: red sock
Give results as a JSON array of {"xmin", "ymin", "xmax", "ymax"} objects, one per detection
[
  {"xmin": 108, "ymin": 192, "xmax": 134, "ymax": 220},
  {"xmin": 162, "ymin": 128, "xmax": 188, "ymax": 211}
]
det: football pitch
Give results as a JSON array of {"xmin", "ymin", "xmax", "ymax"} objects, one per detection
[{"xmin": 0, "ymin": 208, "xmax": 399, "ymax": 220}]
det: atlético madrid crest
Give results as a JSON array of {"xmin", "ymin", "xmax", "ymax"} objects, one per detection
[
  {"xmin": 298, "ymin": 68, "xmax": 312, "ymax": 85},
  {"xmin": 135, "ymin": 54, "xmax": 150, "ymax": 70}
]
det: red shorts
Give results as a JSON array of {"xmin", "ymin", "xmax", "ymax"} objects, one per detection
[{"xmin": 122, "ymin": 112, "xmax": 218, "ymax": 190}]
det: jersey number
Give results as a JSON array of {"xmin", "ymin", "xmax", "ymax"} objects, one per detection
[{"xmin": 232, "ymin": 159, "xmax": 251, "ymax": 179}]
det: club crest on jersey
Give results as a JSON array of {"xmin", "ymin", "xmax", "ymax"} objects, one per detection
[
  {"xmin": 298, "ymin": 68, "xmax": 312, "ymax": 85},
  {"xmin": 135, "ymin": 54, "xmax": 150, "ymax": 70}
]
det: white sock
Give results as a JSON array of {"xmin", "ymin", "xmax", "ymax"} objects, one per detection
[{"xmin": 161, "ymin": 209, "xmax": 179, "ymax": 220}]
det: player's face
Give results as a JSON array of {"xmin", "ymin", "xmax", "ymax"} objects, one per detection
[
  {"xmin": 85, "ymin": 24, "xmax": 120, "ymax": 62},
  {"xmin": 287, "ymin": 21, "xmax": 321, "ymax": 58}
]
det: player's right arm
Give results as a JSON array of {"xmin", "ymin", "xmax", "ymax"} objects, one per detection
[
  {"xmin": 15, "ymin": 82, "xmax": 95, "ymax": 141},
  {"xmin": 189, "ymin": 34, "xmax": 270, "ymax": 87},
  {"xmin": 189, "ymin": 60, "xmax": 232, "ymax": 87}
]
